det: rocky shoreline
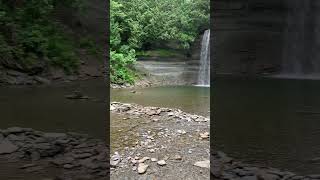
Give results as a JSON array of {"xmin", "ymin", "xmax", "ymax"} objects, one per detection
[
  {"xmin": 111, "ymin": 102, "xmax": 320, "ymax": 180},
  {"xmin": 0, "ymin": 127, "xmax": 108, "ymax": 180},
  {"xmin": 0, "ymin": 61, "xmax": 105, "ymax": 86},
  {"xmin": 212, "ymin": 151, "xmax": 320, "ymax": 180},
  {"xmin": 110, "ymin": 102, "xmax": 210, "ymax": 179}
]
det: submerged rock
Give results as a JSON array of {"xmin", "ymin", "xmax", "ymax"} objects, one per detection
[{"xmin": 0, "ymin": 140, "xmax": 19, "ymax": 154}]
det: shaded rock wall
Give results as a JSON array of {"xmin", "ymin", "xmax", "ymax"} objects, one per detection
[{"xmin": 212, "ymin": 0, "xmax": 288, "ymax": 75}]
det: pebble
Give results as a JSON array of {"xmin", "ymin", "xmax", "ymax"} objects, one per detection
[
  {"xmin": 199, "ymin": 132, "xmax": 209, "ymax": 139},
  {"xmin": 194, "ymin": 160, "xmax": 210, "ymax": 169},
  {"xmin": 138, "ymin": 157, "xmax": 150, "ymax": 163},
  {"xmin": 137, "ymin": 163, "xmax": 148, "ymax": 174},
  {"xmin": 173, "ymin": 155, "xmax": 182, "ymax": 160},
  {"xmin": 157, "ymin": 160, "xmax": 166, "ymax": 166}
]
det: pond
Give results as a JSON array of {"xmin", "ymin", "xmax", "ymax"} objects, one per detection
[
  {"xmin": 111, "ymin": 86, "xmax": 210, "ymax": 117},
  {"xmin": 0, "ymin": 79, "xmax": 107, "ymax": 139},
  {"xmin": 214, "ymin": 77, "xmax": 320, "ymax": 175}
]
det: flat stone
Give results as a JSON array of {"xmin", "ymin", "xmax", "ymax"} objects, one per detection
[
  {"xmin": 110, "ymin": 153, "xmax": 121, "ymax": 166},
  {"xmin": 308, "ymin": 174, "xmax": 320, "ymax": 179},
  {"xmin": 157, "ymin": 160, "xmax": 166, "ymax": 166},
  {"xmin": 73, "ymin": 153, "xmax": 92, "ymax": 159},
  {"xmin": 138, "ymin": 163, "xmax": 148, "ymax": 174},
  {"xmin": 20, "ymin": 164, "xmax": 37, "ymax": 169},
  {"xmin": 199, "ymin": 132, "xmax": 209, "ymax": 139},
  {"xmin": 173, "ymin": 155, "xmax": 182, "ymax": 160},
  {"xmin": 237, "ymin": 176, "xmax": 258, "ymax": 180},
  {"xmin": 4, "ymin": 127, "xmax": 24, "ymax": 134},
  {"xmin": 34, "ymin": 76, "xmax": 51, "ymax": 84},
  {"xmin": 138, "ymin": 157, "xmax": 150, "ymax": 163},
  {"xmin": 63, "ymin": 164, "xmax": 75, "ymax": 169},
  {"xmin": 25, "ymin": 166, "xmax": 44, "ymax": 172},
  {"xmin": 151, "ymin": 158, "xmax": 158, "ymax": 162},
  {"xmin": 31, "ymin": 151, "xmax": 41, "ymax": 161},
  {"xmin": 7, "ymin": 134, "xmax": 24, "ymax": 141},
  {"xmin": 43, "ymin": 133, "xmax": 67, "ymax": 139},
  {"xmin": 0, "ymin": 140, "xmax": 18, "ymax": 154},
  {"xmin": 35, "ymin": 143, "xmax": 52, "ymax": 150},
  {"xmin": 194, "ymin": 160, "xmax": 210, "ymax": 169}
]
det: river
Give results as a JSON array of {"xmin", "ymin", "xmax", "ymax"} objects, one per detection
[
  {"xmin": 0, "ymin": 79, "xmax": 107, "ymax": 139},
  {"xmin": 214, "ymin": 77, "xmax": 320, "ymax": 175}
]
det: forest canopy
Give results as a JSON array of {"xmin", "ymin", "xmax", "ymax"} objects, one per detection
[
  {"xmin": 0, "ymin": 0, "xmax": 87, "ymax": 74},
  {"xmin": 110, "ymin": 0, "xmax": 210, "ymax": 84}
]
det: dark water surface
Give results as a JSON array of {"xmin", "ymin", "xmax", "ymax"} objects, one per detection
[
  {"xmin": 0, "ymin": 79, "xmax": 107, "ymax": 139},
  {"xmin": 214, "ymin": 78, "xmax": 320, "ymax": 175},
  {"xmin": 111, "ymin": 86, "xmax": 210, "ymax": 117}
]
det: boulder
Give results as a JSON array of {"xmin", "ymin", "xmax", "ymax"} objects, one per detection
[{"xmin": 0, "ymin": 140, "xmax": 19, "ymax": 154}]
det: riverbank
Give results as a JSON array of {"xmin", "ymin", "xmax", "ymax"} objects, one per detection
[
  {"xmin": 110, "ymin": 102, "xmax": 210, "ymax": 179},
  {"xmin": 110, "ymin": 102, "xmax": 320, "ymax": 180},
  {"xmin": 0, "ymin": 61, "xmax": 105, "ymax": 86},
  {"xmin": 0, "ymin": 127, "xmax": 107, "ymax": 180}
]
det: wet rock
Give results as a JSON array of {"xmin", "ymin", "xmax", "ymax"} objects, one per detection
[
  {"xmin": 63, "ymin": 164, "xmax": 75, "ymax": 169},
  {"xmin": 31, "ymin": 151, "xmax": 41, "ymax": 161},
  {"xmin": 44, "ymin": 133, "xmax": 67, "ymax": 139},
  {"xmin": 0, "ymin": 140, "xmax": 19, "ymax": 154},
  {"xmin": 20, "ymin": 163, "xmax": 37, "ymax": 169},
  {"xmin": 73, "ymin": 153, "xmax": 92, "ymax": 159},
  {"xmin": 34, "ymin": 76, "xmax": 51, "ymax": 84},
  {"xmin": 157, "ymin": 160, "xmax": 166, "ymax": 166},
  {"xmin": 308, "ymin": 174, "xmax": 320, "ymax": 179},
  {"xmin": 218, "ymin": 152, "xmax": 233, "ymax": 163},
  {"xmin": 65, "ymin": 91, "xmax": 89, "ymax": 100},
  {"xmin": 4, "ymin": 127, "xmax": 25, "ymax": 134},
  {"xmin": 137, "ymin": 163, "xmax": 148, "ymax": 174},
  {"xmin": 7, "ymin": 134, "xmax": 25, "ymax": 141},
  {"xmin": 194, "ymin": 160, "xmax": 210, "ymax": 169},
  {"xmin": 0, "ymin": 134, "xmax": 4, "ymax": 141},
  {"xmin": 237, "ymin": 176, "xmax": 258, "ymax": 180},
  {"xmin": 25, "ymin": 166, "xmax": 44, "ymax": 172}
]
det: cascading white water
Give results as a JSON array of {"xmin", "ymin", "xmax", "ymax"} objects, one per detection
[{"xmin": 197, "ymin": 29, "xmax": 210, "ymax": 86}]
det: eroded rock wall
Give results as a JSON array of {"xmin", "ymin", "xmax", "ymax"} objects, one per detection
[{"xmin": 212, "ymin": 0, "xmax": 288, "ymax": 75}]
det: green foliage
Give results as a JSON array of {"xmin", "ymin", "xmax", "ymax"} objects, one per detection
[
  {"xmin": 110, "ymin": 0, "xmax": 209, "ymax": 84},
  {"xmin": 0, "ymin": 0, "xmax": 83, "ymax": 74}
]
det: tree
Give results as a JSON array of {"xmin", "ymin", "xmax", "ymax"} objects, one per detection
[{"xmin": 110, "ymin": 0, "xmax": 209, "ymax": 84}]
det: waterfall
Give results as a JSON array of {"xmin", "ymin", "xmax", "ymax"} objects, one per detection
[
  {"xmin": 281, "ymin": 0, "xmax": 320, "ymax": 78},
  {"xmin": 197, "ymin": 29, "xmax": 210, "ymax": 86}
]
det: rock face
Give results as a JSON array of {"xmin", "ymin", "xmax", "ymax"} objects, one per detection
[
  {"xmin": 0, "ymin": 127, "xmax": 108, "ymax": 180},
  {"xmin": 212, "ymin": 0, "xmax": 320, "ymax": 76}
]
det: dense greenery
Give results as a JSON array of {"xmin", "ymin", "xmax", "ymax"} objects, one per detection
[
  {"xmin": 0, "ymin": 0, "xmax": 85, "ymax": 74},
  {"xmin": 110, "ymin": 0, "xmax": 209, "ymax": 84}
]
